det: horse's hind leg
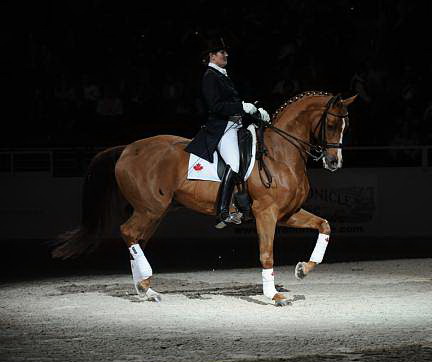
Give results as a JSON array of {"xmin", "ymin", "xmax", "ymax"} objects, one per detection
[
  {"xmin": 279, "ymin": 208, "xmax": 330, "ymax": 279},
  {"xmin": 120, "ymin": 210, "xmax": 166, "ymax": 301}
]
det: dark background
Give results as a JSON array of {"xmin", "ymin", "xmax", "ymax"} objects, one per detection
[
  {"xmin": 21, "ymin": 0, "xmax": 432, "ymax": 148},
  {"xmin": 3, "ymin": 0, "xmax": 432, "ymax": 280}
]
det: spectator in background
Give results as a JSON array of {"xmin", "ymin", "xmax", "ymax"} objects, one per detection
[
  {"xmin": 81, "ymin": 74, "xmax": 101, "ymax": 103},
  {"xmin": 349, "ymin": 64, "xmax": 373, "ymax": 144},
  {"xmin": 389, "ymin": 106, "xmax": 422, "ymax": 163},
  {"xmin": 389, "ymin": 123, "xmax": 421, "ymax": 164},
  {"xmin": 365, "ymin": 61, "xmax": 390, "ymax": 141},
  {"xmin": 128, "ymin": 83, "xmax": 147, "ymax": 122},
  {"xmin": 271, "ymin": 66, "xmax": 301, "ymax": 105},
  {"xmin": 96, "ymin": 84, "xmax": 124, "ymax": 141},
  {"xmin": 161, "ymin": 73, "xmax": 184, "ymax": 121},
  {"xmin": 422, "ymin": 100, "xmax": 432, "ymax": 144},
  {"xmin": 350, "ymin": 65, "xmax": 372, "ymax": 104},
  {"xmin": 53, "ymin": 74, "xmax": 77, "ymax": 134},
  {"xmin": 24, "ymin": 1, "xmax": 432, "ymax": 149},
  {"xmin": 399, "ymin": 65, "xmax": 420, "ymax": 109},
  {"xmin": 78, "ymin": 74, "xmax": 100, "ymax": 125},
  {"xmin": 423, "ymin": 100, "xmax": 432, "ymax": 122},
  {"xmin": 277, "ymin": 41, "xmax": 297, "ymax": 69},
  {"xmin": 96, "ymin": 85, "xmax": 123, "ymax": 118}
]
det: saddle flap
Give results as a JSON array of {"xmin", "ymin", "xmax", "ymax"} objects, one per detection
[
  {"xmin": 216, "ymin": 149, "xmax": 227, "ymax": 180},
  {"xmin": 187, "ymin": 125, "xmax": 257, "ymax": 183},
  {"xmin": 237, "ymin": 127, "xmax": 253, "ymax": 180}
]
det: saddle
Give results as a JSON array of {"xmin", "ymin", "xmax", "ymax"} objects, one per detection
[
  {"xmin": 187, "ymin": 118, "xmax": 268, "ymax": 223},
  {"xmin": 216, "ymin": 126, "xmax": 253, "ymax": 180},
  {"xmin": 187, "ymin": 124, "xmax": 256, "ymax": 183}
]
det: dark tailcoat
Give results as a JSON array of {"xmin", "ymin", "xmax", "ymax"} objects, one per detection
[{"xmin": 185, "ymin": 66, "xmax": 243, "ymax": 162}]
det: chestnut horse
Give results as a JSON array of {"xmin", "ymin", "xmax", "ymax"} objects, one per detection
[{"xmin": 52, "ymin": 91, "xmax": 356, "ymax": 307}]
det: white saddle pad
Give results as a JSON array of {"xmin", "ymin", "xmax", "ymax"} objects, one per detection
[{"xmin": 187, "ymin": 124, "xmax": 257, "ymax": 182}]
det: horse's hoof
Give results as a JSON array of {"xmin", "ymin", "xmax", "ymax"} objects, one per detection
[
  {"xmin": 135, "ymin": 285, "xmax": 147, "ymax": 298},
  {"xmin": 146, "ymin": 288, "xmax": 162, "ymax": 303},
  {"xmin": 295, "ymin": 262, "xmax": 308, "ymax": 280},
  {"xmin": 134, "ymin": 280, "xmax": 161, "ymax": 302},
  {"xmin": 275, "ymin": 299, "xmax": 291, "ymax": 307},
  {"xmin": 272, "ymin": 293, "xmax": 291, "ymax": 307}
]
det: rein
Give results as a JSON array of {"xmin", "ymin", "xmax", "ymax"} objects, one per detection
[{"xmin": 255, "ymin": 94, "xmax": 349, "ymax": 188}]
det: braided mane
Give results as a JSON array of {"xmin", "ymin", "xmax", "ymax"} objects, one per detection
[{"xmin": 272, "ymin": 90, "xmax": 332, "ymax": 123}]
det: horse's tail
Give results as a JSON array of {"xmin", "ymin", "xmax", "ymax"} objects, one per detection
[{"xmin": 51, "ymin": 145, "xmax": 127, "ymax": 259}]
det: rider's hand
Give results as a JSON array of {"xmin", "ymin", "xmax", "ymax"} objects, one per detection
[
  {"xmin": 242, "ymin": 101, "xmax": 257, "ymax": 115},
  {"xmin": 258, "ymin": 108, "xmax": 271, "ymax": 123}
]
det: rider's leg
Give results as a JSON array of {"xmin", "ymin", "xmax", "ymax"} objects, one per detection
[
  {"xmin": 215, "ymin": 122, "xmax": 241, "ymax": 228},
  {"xmin": 215, "ymin": 165, "xmax": 238, "ymax": 227},
  {"xmin": 218, "ymin": 121, "xmax": 240, "ymax": 173}
]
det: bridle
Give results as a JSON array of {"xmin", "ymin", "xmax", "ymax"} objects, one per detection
[
  {"xmin": 264, "ymin": 94, "xmax": 349, "ymax": 162},
  {"xmin": 255, "ymin": 94, "xmax": 349, "ymax": 188},
  {"xmin": 311, "ymin": 94, "xmax": 349, "ymax": 160}
]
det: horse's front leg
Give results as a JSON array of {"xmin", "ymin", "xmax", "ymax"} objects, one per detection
[
  {"xmin": 279, "ymin": 208, "xmax": 330, "ymax": 279},
  {"xmin": 255, "ymin": 204, "xmax": 290, "ymax": 306}
]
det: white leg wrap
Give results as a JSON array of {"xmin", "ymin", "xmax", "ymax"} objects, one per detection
[
  {"xmin": 129, "ymin": 244, "xmax": 152, "ymax": 284},
  {"xmin": 262, "ymin": 268, "xmax": 278, "ymax": 299},
  {"xmin": 310, "ymin": 233, "xmax": 329, "ymax": 264}
]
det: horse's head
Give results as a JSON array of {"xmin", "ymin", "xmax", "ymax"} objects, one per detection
[{"xmin": 314, "ymin": 94, "xmax": 357, "ymax": 172}]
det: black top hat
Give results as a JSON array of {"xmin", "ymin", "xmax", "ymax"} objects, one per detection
[
  {"xmin": 203, "ymin": 37, "xmax": 227, "ymax": 54},
  {"xmin": 193, "ymin": 32, "xmax": 228, "ymax": 56}
]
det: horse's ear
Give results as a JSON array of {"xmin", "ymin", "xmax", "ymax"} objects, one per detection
[{"xmin": 342, "ymin": 94, "xmax": 358, "ymax": 106}]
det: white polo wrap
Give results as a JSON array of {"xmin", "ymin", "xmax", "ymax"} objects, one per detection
[
  {"xmin": 129, "ymin": 244, "xmax": 152, "ymax": 283},
  {"xmin": 310, "ymin": 233, "xmax": 329, "ymax": 264},
  {"xmin": 262, "ymin": 268, "xmax": 278, "ymax": 299}
]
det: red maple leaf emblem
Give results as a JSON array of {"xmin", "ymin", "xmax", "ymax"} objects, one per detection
[{"xmin": 194, "ymin": 163, "xmax": 203, "ymax": 171}]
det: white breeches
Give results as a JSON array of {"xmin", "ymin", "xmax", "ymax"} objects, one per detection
[{"xmin": 217, "ymin": 121, "xmax": 241, "ymax": 173}]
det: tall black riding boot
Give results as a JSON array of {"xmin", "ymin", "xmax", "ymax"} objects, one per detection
[{"xmin": 215, "ymin": 165, "xmax": 241, "ymax": 229}]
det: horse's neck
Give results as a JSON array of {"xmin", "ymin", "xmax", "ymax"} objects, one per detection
[{"xmin": 266, "ymin": 98, "xmax": 319, "ymax": 165}]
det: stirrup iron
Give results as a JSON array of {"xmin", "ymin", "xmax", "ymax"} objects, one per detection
[{"xmin": 215, "ymin": 212, "xmax": 243, "ymax": 229}]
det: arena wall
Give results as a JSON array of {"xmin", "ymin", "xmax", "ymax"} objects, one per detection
[{"xmin": 1, "ymin": 168, "xmax": 431, "ymax": 240}]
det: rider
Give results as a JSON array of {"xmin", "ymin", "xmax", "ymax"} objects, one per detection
[{"xmin": 185, "ymin": 36, "xmax": 271, "ymax": 228}]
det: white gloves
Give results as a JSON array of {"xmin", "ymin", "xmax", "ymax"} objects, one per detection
[
  {"xmin": 258, "ymin": 108, "xmax": 271, "ymax": 123},
  {"xmin": 242, "ymin": 101, "xmax": 257, "ymax": 115},
  {"xmin": 242, "ymin": 102, "xmax": 271, "ymax": 123}
]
